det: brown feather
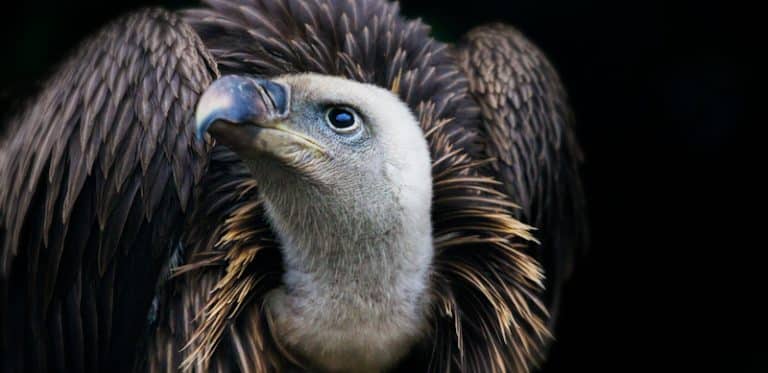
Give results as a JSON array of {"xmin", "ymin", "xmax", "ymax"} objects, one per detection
[
  {"xmin": 456, "ymin": 24, "xmax": 588, "ymax": 325},
  {"xmin": 0, "ymin": 8, "xmax": 217, "ymax": 372}
]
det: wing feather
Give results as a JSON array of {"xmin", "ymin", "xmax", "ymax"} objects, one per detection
[
  {"xmin": 456, "ymin": 24, "xmax": 588, "ymax": 318},
  {"xmin": 0, "ymin": 8, "xmax": 218, "ymax": 372}
]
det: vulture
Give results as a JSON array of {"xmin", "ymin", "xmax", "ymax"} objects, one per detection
[{"xmin": 0, "ymin": 1, "xmax": 587, "ymax": 372}]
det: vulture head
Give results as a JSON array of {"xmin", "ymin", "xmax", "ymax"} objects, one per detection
[{"xmin": 195, "ymin": 73, "xmax": 433, "ymax": 371}]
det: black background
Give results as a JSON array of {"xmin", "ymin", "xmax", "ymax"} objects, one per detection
[{"xmin": 1, "ymin": 0, "xmax": 761, "ymax": 371}]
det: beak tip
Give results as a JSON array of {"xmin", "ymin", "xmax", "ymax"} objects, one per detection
[{"xmin": 194, "ymin": 113, "xmax": 212, "ymax": 141}]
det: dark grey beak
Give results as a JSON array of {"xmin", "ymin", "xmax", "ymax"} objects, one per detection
[{"xmin": 195, "ymin": 75, "xmax": 290, "ymax": 140}]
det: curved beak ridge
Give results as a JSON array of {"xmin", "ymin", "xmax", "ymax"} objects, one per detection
[{"xmin": 195, "ymin": 75, "xmax": 290, "ymax": 141}]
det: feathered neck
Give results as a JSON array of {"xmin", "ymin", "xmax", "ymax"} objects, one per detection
[{"xmin": 259, "ymin": 180, "xmax": 434, "ymax": 371}]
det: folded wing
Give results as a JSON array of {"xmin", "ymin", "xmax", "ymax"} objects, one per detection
[
  {"xmin": 0, "ymin": 8, "xmax": 217, "ymax": 372},
  {"xmin": 456, "ymin": 24, "xmax": 588, "ymax": 320}
]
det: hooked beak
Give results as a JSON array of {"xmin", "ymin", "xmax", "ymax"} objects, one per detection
[
  {"xmin": 195, "ymin": 75, "xmax": 290, "ymax": 140},
  {"xmin": 196, "ymin": 75, "xmax": 327, "ymax": 160}
]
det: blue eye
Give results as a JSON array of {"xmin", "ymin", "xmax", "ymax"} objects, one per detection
[{"xmin": 326, "ymin": 106, "xmax": 360, "ymax": 133}]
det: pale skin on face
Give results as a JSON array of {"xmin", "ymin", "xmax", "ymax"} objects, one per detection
[{"xmin": 237, "ymin": 74, "xmax": 434, "ymax": 372}]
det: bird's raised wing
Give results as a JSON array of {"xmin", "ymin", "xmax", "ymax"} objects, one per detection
[
  {"xmin": 0, "ymin": 8, "xmax": 217, "ymax": 372},
  {"xmin": 456, "ymin": 24, "xmax": 588, "ymax": 318}
]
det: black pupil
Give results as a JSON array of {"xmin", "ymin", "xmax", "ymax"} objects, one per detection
[{"xmin": 328, "ymin": 108, "xmax": 355, "ymax": 128}]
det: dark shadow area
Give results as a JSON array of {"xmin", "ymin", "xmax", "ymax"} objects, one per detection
[{"xmin": 1, "ymin": 0, "xmax": 761, "ymax": 371}]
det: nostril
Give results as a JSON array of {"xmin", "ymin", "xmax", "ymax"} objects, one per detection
[{"xmin": 259, "ymin": 79, "xmax": 290, "ymax": 116}]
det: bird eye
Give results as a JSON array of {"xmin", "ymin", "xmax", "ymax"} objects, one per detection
[{"xmin": 325, "ymin": 106, "xmax": 360, "ymax": 133}]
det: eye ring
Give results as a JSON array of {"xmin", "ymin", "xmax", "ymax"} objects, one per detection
[{"xmin": 325, "ymin": 106, "xmax": 361, "ymax": 134}]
